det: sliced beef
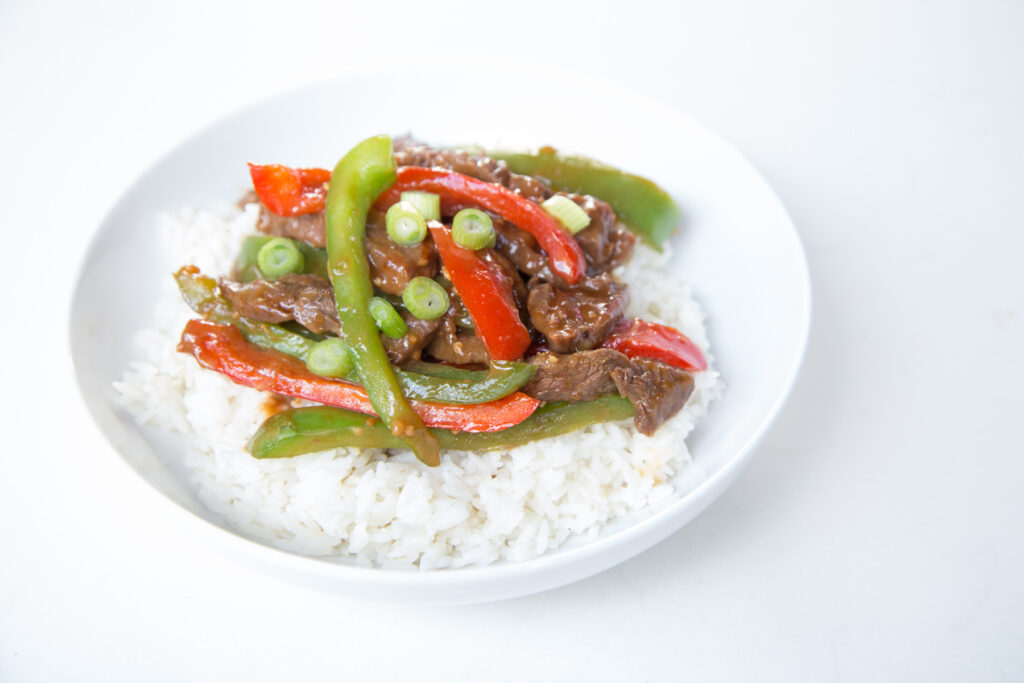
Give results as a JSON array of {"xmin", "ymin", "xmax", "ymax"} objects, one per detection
[
  {"xmin": 220, "ymin": 274, "xmax": 340, "ymax": 335},
  {"xmin": 479, "ymin": 247, "xmax": 529, "ymax": 316},
  {"xmin": 393, "ymin": 139, "xmax": 552, "ymax": 202},
  {"xmin": 493, "ymin": 217, "xmax": 559, "ymax": 283},
  {"xmin": 523, "ymin": 349, "xmax": 632, "ymax": 402},
  {"xmin": 527, "ymin": 273, "xmax": 628, "ymax": 353},
  {"xmin": 559, "ymin": 193, "xmax": 636, "ymax": 274},
  {"xmin": 363, "ymin": 209, "xmax": 438, "ymax": 295},
  {"xmin": 426, "ymin": 310, "xmax": 489, "ymax": 365},
  {"xmin": 256, "ymin": 207, "xmax": 327, "ymax": 247},
  {"xmin": 383, "ymin": 312, "xmax": 442, "ymax": 365},
  {"xmin": 523, "ymin": 349, "xmax": 695, "ymax": 435},
  {"xmin": 219, "ymin": 275, "xmax": 440, "ymax": 365},
  {"xmin": 611, "ymin": 358, "xmax": 695, "ymax": 435}
]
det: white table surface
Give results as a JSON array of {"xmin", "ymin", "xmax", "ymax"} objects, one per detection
[{"xmin": 2, "ymin": 1, "xmax": 1022, "ymax": 680}]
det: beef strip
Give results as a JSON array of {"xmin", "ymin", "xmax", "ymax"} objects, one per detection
[
  {"xmin": 382, "ymin": 312, "xmax": 442, "ymax": 365},
  {"xmin": 560, "ymin": 192, "xmax": 636, "ymax": 274},
  {"xmin": 219, "ymin": 275, "xmax": 440, "ymax": 365},
  {"xmin": 479, "ymin": 247, "xmax": 529, "ymax": 316},
  {"xmin": 527, "ymin": 273, "xmax": 629, "ymax": 353},
  {"xmin": 426, "ymin": 310, "xmax": 489, "ymax": 365},
  {"xmin": 220, "ymin": 274, "xmax": 340, "ymax": 334},
  {"xmin": 524, "ymin": 349, "xmax": 695, "ymax": 435},
  {"xmin": 611, "ymin": 358, "xmax": 695, "ymax": 436},
  {"xmin": 363, "ymin": 209, "xmax": 438, "ymax": 295},
  {"xmin": 393, "ymin": 139, "xmax": 552, "ymax": 202},
  {"xmin": 523, "ymin": 349, "xmax": 632, "ymax": 402},
  {"xmin": 492, "ymin": 217, "xmax": 560, "ymax": 283},
  {"xmin": 257, "ymin": 208, "xmax": 327, "ymax": 247}
]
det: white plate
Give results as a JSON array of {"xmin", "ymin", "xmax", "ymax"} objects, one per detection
[{"xmin": 70, "ymin": 65, "xmax": 810, "ymax": 604}]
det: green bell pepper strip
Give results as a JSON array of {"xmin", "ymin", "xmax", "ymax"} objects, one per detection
[
  {"xmin": 234, "ymin": 235, "xmax": 329, "ymax": 283},
  {"xmin": 489, "ymin": 147, "xmax": 682, "ymax": 251},
  {"xmin": 324, "ymin": 136, "xmax": 439, "ymax": 466},
  {"xmin": 248, "ymin": 396, "xmax": 635, "ymax": 459},
  {"xmin": 173, "ymin": 267, "xmax": 537, "ymax": 404}
]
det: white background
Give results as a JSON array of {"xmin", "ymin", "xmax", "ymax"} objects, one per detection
[{"xmin": 2, "ymin": 1, "xmax": 1022, "ymax": 680}]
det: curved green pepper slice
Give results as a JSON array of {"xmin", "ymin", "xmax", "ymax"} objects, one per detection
[
  {"xmin": 489, "ymin": 147, "xmax": 681, "ymax": 251},
  {"xmin": 248, "ymin": 396, "xmax": 635, "ymax": 459}
]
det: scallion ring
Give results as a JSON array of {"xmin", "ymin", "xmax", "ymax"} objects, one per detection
[
  {"xmin": 304, "ymin": 337, "xmax": 353, "ymax": 378},
  {"xmin": 256, "ymin": 237, "xmax": 305, "ymax": 279},
  {"xmin": 541, "ymin": 195, "xmax": 591, "ymax": 234},
  {"xmin": 385, "ymin": 201, "xmax": 428, "ymax": 246},
  {"xmin": 368, "ymin": 297, "xmax": 408, "ymax": 338},
  {"xmin": 451, "ymin": 208, "xmax": 495, "ymax": 250},
  {"xmin": 400, "ymin": 191, "xmax": 441, "ymax": 222},
  {"xmin": 402, "ymin": 277, "xmax": 450, "ymax": 321}
]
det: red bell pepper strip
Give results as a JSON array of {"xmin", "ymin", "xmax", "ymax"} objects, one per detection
[
  {"xmin": 378, "ymin": 167, "xmax": 587, "ymax": 284},
  {"xmin": 178, "ymin": 319, "xmax": 540, "ymax": 433},
  {"xmin": 427, "ymin": 221, "xmax": 532, "ymax": 362},
  {"xmin": 248, "ymin": 163, "xmax": 331, "ymax": 216},
  {"xmin": 601, "ymin": 318, "xmax": 708, "ymax": 372}
]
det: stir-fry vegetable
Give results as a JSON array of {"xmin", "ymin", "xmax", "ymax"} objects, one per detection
[
  {"xmin": 233, "ymin": 235, "xmax": 328, "ymax": 283},
  {"xmin": 367, "ymin": 296, "xmax": 408, "ymax": 338},
  {"xmin": 378, "ymin": 166, "xmax": 587, "ymax": 283},
  {"xmin": 322, "ymin": 135, "xmax": 439, "ymax": 465},
  {"xmin": 540, "ymin": 195, "xmax": 591, "ymax": 234},
  {"xmin": 402, "ymin": 276, "xmax": 449, "ymax": 320},
  {"xmin": 385, "ymin": 200, "xmax": 428, "ymax": 246},
  {"xmin": 248, "ymin": 163, "xmax": 331, "ymax": 216},
  {"xmin": 256, "ymin": 237, "xmax": 305, "ymax": 279},
  {"xmin": 451, "ymin": 208, "xmax": 495, "ymax": 249},
  {"xmin": 178, "ymin": 320, "xmax": 540, "ymax": 433},
  {"xmin": 400, "ymin": 191, "xmax": 440, "ymax": 221},
  {"xmin": 174, "ymin": 266, "xmax": 537, "ymax": 404},
  {"xmin": 304, "ymin": 338, "xmax": 353, "ymax": 377},
  {"xmin": 428, "ymin": 221, "xmax": 531, "ymax": 361},
  {"xmin": 602, "ymin": 318, "xmax": 707, "ymax": 371},
  {"xmin": 490, "ymin": 147, "xmax": 681, "ymax": 250},
  {"xmin": 249, "ymin": 396, "xmax": 635, "ymax": 459}
]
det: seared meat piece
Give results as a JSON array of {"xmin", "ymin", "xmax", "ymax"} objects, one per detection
[
  {"xmin": 524, "ymin": 350, "xmax": 695, "ymax": 435},
  {"xmin": 393, "ymin": 139, "xmax": 552, "ymax": 202},
  {"xmin": 479, "ymin": 247, "xmax": 529, "ymax": 315},
  {"xmin": 523, "ymin": 349, "xmax": 632, "ymax": 402},
  {"xmin": 220, "ymin": 274, "xmax": 340, "ymax": 335},
  {"xmin": 426, "ymin": 310, "xmax": 489, "ymax": 365},
  {"xmin": 527, "ymin": 273, "xmax": 629, "ymax": 353},
  {"xmin": 364, "ymin": 209, "xmax": 438, "ymax": 295},
  {"xmin": 560, "ymin": 193, "xmax": 636, "ymax": 274},
  {"xmin": 611, "ymin": 358, "xmax": 695, "ymax": 435},
  {"xmin": 382, "ymin": 312, "xmax": 442, "ymax": 365},
  {"xmin": 257, "ymin": 208, "xmax": 327, "ymax": 247},
  {"xmin": 492, "ymin": 196, "xmax": 632, "ymax": 281},
  {"xmin": 492, "ymin": 217, "xmax": 559, "ymax": 282},
  {"xmin": 220, "ymin": 275, "xmax": 440, "ymax": 365}
]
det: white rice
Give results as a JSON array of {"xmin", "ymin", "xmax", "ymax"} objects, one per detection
[{"xmin": 115, "ymin": 205, "xmax": 721, "ymax": 570}]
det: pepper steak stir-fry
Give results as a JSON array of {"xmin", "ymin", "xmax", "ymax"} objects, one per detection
[{"xmin": 175, "ymin": 136, "xmax": 707, "ymax": 466}]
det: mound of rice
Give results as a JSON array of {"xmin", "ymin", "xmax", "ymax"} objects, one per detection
[{"xmin": 115, "ymin": 205, "xmax": 721, "ymax": 570}]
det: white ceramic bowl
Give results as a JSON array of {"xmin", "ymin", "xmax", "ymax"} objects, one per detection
[{"xmin": 70, "ymin": 65, "xmax": 810, "ymax": 604}]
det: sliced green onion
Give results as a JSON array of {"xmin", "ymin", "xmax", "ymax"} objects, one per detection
[
  {"xmin": 304, "ymin": 337, "xmax": 353, "ymax": 378},
  {"xmin": 257, "ymin": 237, "xmax": 305, "ymax": 279},
  {"xmin": 400, "ymin": 191, "xmax": 441, "ymax": 222},
  {"xmin": 541, "ymin": 195, "xmax": 591, "ymax": 234},
  {"xmin": 402, "ymin": 276, "xmax": 450, "ymax": 320},
  {"xmin": 385, "ymin": 201, "xmax": 427, "ymax": 246},
  {"xmin": 451, "ymin": 208, "xmax": 495, "ymax": 249},
  {"xmin": 368, "ymin": 296, "xmax": 408, "ymax": 338}
]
